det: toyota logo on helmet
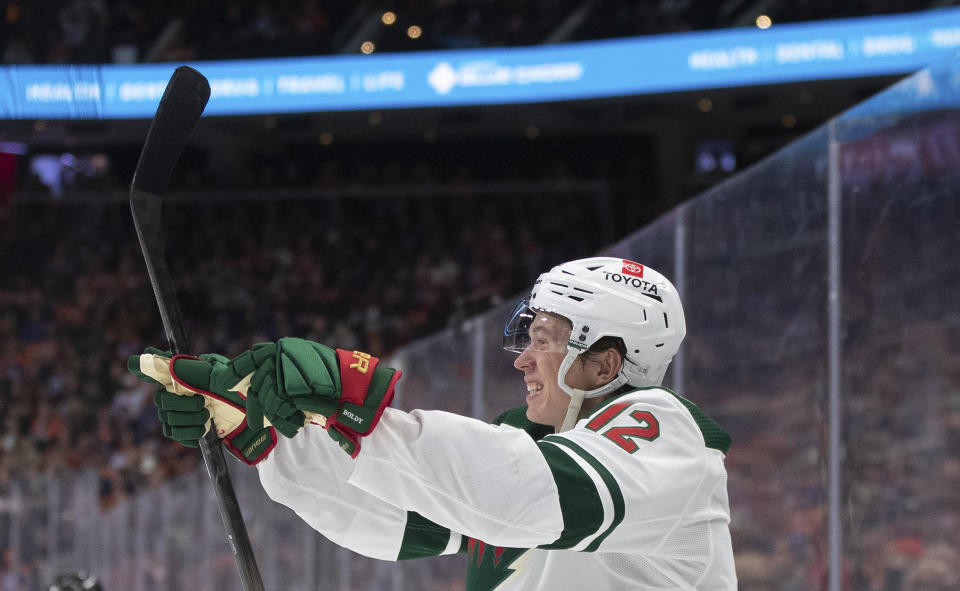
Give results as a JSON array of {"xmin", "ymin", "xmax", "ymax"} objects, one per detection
[{"xmin": 621, "ymin": 261, "xmax": 644, "ymax": 277}]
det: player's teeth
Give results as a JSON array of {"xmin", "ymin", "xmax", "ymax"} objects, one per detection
[{"xmin": 527, "ymin": 384, "xmax": 542, "ymax": 392}]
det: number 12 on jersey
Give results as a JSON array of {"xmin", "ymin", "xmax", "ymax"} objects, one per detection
[{"xmin": 586, "ymin": 402, "xmax": 660, "ymax": 453}]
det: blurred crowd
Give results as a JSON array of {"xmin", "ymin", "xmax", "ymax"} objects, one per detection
[
  {"xmin": 0, "ymin": 185, "xmax": 622, "ymax": 505},
  {"xmin": 0, "ymin": 171, "xmax": 623, "ymax": 581},
  {"xmin": 0, "ymin": 114, "xmax": 658, "ymax": 517},
  {"xmin": 0, "ymin": 0, "xmax": 945, "ymax": 65}
]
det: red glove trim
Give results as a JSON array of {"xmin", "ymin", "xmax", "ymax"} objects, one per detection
[
  {"xmin": 366, "ymin": 369, "xmax": 402, "ymax": 435},
  {"xmin": 335, "ymin": 349, "xmax": 379, "ymax": 406},
  {"xmin": 222, "ymin": 417, "xmax": 278, "ymax": 465},
  {"xmin": 168, "ymin": 354, "xmax": 246, "ymax": 412},
  {"xmin": 324, "ymin": 368, "xmax": 402, "ymax": 459}
]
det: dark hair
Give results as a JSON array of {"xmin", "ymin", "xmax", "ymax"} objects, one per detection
[{"xmin": 580, "ymin": 336, "xmax": 627, "ymax": 363}]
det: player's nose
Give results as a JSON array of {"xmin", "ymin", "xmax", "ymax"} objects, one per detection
[{"xmin": 514, "ymin": 347, "xmax": 534, "ymax": 370}]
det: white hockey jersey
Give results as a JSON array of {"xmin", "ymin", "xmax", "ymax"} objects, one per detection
[{"xmin": 257, "ymin": 387, "xmax": 737, "ymax": 590}]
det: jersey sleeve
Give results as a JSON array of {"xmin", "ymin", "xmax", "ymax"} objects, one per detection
[
  {"xmin": 347, "ymin": 390, "xmax": 725, "ymax": 554},
  {"xmin": 347, "ymin": 408, "xmax": 567, "ymax": 548},
  {"xmin": 257, "ymin": 424, "xmax": 464, "ymax": 561}
]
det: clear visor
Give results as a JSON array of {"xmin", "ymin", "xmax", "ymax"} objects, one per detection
[{"xmin": 503, "ymin": 299, "xmax": 572, "ymax": 354}]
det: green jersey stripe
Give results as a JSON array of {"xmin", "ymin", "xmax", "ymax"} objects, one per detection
[
  {"xmin": 542, "ymin": 436, "xmax": 626, "ymax": 552},
  {"xmin": 397, "ymin": 511, "xmax": 458, "ymax": 560},
  {"xmin": 535, "ymin": 441, "xmax": 605, "ymax": 550}
]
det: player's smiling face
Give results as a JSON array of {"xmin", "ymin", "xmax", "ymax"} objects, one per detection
[{"xmin": 513, "ymin": 311, "xmax": 593, "ymax": 429}]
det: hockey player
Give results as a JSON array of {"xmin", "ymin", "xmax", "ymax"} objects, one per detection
[{"xmin": 129, "ymin": 257, "xmax": 737, "ymax": 589}]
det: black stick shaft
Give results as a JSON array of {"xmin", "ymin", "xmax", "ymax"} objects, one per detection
[{"xmin": 130, "ymin": 66, "xmax": 265, "ymax": 591}]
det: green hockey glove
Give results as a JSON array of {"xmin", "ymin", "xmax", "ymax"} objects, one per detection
[
  {"xmin": 128, "ymin": 347, "xmax": 279, "ymax": 464},
  {"xmin": 245, "ymin": 337, "xmax": 402, "ymax": 458}
]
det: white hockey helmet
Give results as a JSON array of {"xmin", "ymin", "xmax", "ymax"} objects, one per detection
[{"xmin": 504, "ymin": 257, "xmax": 686, "ymax": 402}]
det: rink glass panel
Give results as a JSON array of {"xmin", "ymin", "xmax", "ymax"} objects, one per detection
[
  {"xmin": 835, "ymin": 68, "xmax": 960, "ymax": 589},
  {"xmin": 683, "ymin": 127, "xmax": 832, "ymax": 589}
]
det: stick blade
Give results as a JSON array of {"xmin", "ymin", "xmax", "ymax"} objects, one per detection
[{"xmin": 130, "ymin": 65, "xmax": 210, "ymax": 197}]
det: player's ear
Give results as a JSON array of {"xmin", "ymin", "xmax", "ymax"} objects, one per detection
[{"xmin": 594, "ymin": 348, "xmax": 623, "ymax": 385}]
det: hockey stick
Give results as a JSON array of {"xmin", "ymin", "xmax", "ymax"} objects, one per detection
[{"xmin": 130, "ymin": 65, "xmax": 265, "ymax": 591}]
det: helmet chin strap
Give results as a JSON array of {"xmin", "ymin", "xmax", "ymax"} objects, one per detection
[
  {"xmin": 559, "ymin": 388, "xmax": 585, "ymax": 432},
  {"xmin": 556, "ymin": 349, "xmax": 630, "ymax": 432}
]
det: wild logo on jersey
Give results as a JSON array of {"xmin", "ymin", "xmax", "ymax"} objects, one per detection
[{"xmin": 465, "ymin": 538, "xmax": 527, "ymax": 591}]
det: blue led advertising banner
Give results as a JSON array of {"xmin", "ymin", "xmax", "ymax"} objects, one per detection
[{"xmin": 3, "ymin": 7, "xmax": 960, "ymax": 119}]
